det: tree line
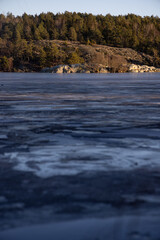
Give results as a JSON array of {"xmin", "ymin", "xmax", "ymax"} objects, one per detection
[{"xmin": 0, "ymin": 12, "xmax": 160, "ymax": 71}]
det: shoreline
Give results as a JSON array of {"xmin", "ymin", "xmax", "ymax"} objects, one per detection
[
  {"xmin": 1, "ymin": 64, "xmax": 160, "ymax": 74},
  {"xmin": 1, "ymin": 70, "xmax": 160, "ymax": 74}
]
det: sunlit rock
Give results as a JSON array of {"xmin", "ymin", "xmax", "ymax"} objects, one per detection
[{"xmin": 129, "ymin": 64, "xmax": 159, "ymax": 73}]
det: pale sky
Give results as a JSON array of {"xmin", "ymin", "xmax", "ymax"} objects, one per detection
[{"xmin": 1, "ymin": 0, "xmax": 160, "ymax": 17}]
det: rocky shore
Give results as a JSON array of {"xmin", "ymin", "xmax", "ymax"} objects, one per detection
[
  {"xmin": 41, "ymin": 63, "xmax": 109, "ymax": 74},
  {"xmin": 41, "ymin": 63, "xmax": 160, "ymax": 74}
]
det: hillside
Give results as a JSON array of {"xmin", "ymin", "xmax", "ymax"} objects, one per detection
[
  {"xmin": 50, "ymin": 40, "xmax": 156, "ymax": 72},
  {"xmin": 0, "ymin": 39, "xmax": 157, "ymax": 73}
]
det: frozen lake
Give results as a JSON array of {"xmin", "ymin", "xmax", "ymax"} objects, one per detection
[{"xmin": 0, "ymin": 72, "xmax": 160, "ymax": 239}]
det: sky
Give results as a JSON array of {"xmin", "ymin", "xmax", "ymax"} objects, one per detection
[{"xmin": 1, "ymin": 0, "xmax": 160, "ymax": 17}]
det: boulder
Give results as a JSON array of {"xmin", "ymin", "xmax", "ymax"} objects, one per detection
[
  {"xmin": 42, "ymin": 64, "xmax": 85, "ymax": 73},
  {"xmin": 99, "ymin": 68, "xmax": 109, "ymax": 73},
  {"xmin": 129, "ymin": 64, "xmax": 157, "ymax": 73},
  {"xmin": 54, "ymin": 65, "xmax": 64, "ymax": 73}
]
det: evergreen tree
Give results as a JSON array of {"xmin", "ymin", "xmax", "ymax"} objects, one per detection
[{"xmin": 68, "ymin": 27, "xmax": 77, "ymax": 41}]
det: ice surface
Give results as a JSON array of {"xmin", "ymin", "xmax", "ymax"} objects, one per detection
[
  {"xmin": 1, "ymin": 73, "xmax": 160, "ymax": 178},
  {"xmin": 1, "ymin": 214, "xmax": 160, "ymax": 240},
  {"xmin": 1, "ymin": 73, "xmax": 160, "ymax": 237}
]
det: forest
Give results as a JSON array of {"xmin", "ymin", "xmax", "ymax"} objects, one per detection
[{"xmin": 0, "ymin": 12, "xmax": 160, "ymax": 71}]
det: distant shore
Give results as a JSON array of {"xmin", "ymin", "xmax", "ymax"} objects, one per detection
[
  {"xmin": 1, "ymin": 39, "xmax": 160, "ymax": 73},
  {"xmin": 0, "ymin": 13, "xmax": 160, "ymax": 73}
]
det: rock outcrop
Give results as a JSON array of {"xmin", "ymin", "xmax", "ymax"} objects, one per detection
[
  {"xmin": 129, "ymin": 64, "xmax": 160, "ymax": 73},
  {"xmin": 42, "ymin": 64, "xmax": 87, "ymax": 73},
  {"xmin": 42, "ymin": 63, "xmax": 160, "ymax": 74},
  {"xmin": 41, "ymin": 64, "xmax": 110, "ymax": 74}
]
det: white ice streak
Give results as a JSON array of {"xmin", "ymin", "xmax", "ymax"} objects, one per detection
[{"xmin": 5, "ymin": 136, "xmax": 160, "ymax": 178}]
